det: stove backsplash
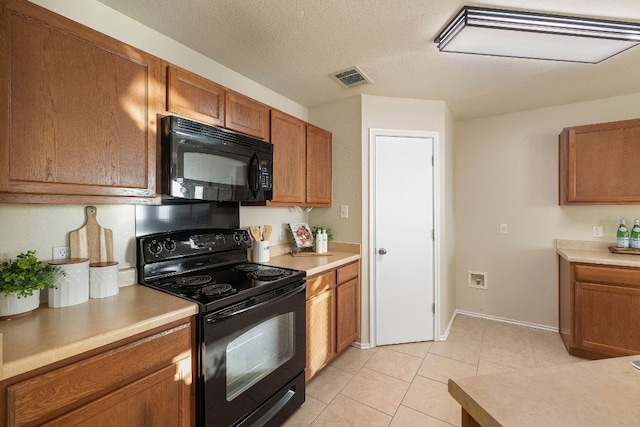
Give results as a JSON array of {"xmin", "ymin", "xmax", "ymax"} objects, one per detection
[{"xmin": 135, "ymin": 200, "xmax": 239, "ymax": 236}]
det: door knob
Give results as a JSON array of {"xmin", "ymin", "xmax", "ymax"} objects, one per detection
[{"xmin": 378, "ymin": 248, "xmax": 387, "ymax": 255}]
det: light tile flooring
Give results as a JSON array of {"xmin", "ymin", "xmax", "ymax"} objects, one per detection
[{"xmin": 284, "ymin": 314, "xmax": 584, "ymax": 426}]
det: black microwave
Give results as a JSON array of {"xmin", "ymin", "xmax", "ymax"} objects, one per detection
[{"xmin": 161, "ymin": 116, "xmax": 273, "ymax": 202}]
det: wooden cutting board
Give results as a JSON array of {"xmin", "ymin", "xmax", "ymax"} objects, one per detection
[{"xmin": 69, "ymin": 206, "xmax": 114, "ymax": 264}]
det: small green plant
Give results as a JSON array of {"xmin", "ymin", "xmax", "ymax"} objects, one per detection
[
  {"xmin": 311, "ymin": 225, "xmax": 334, "ymax": 242},
  {"xmin": 0, "ymin": 251, "xmax": 62, "ymax": 298}
]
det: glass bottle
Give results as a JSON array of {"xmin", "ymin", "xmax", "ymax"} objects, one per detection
[
  {"xmin": 630, "ymin": 220, "xmax": 640, "ymax": 249},
  {"xmin": 617, "ymin": 219, "xmax": 630, "ymax": 248}
]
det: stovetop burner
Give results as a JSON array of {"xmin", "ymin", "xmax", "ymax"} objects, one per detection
[
  {"xmin": 174, "ymin": 275, "xmax": 212, "ymax": 288},
  {"xmin": 233, "ymin": 263, "xmax": 260, "ymax": 273},
  {"xmin": 249, "ymin": 268, "xmax": 287, "ymax": 280},
  {"xmin": 199, "ymin": 283, "xmax": 235, "ymax": 297}
]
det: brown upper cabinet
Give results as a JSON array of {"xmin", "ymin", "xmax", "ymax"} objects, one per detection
[
  {"xmin": 167, "ymin": 66, "xmax": 270, "ymax": 141},
  {"xmin": 0, "ymin": 0, "xmax": 163, "ymax": 204},
  {"xmin": 306, "ymin": 124, "xmax": 332, "ymax": 206},
  {"xmin": 559, "ymin": 118, "xmax": 640, "ymax": 205},
  {"xmin": 265, "ymin": 110, "xmax": 332, "ymax": 207},
  {"xmin": 225, "ymin": 90, "xmax": 270, "ymax": 141},
  {"xmin": 167, "ymin": 65, "xmax": 225, "ymax": 127}
]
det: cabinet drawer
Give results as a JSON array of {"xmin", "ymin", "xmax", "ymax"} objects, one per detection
[
  {"xmin": 7, "ymin": 322, "xmax": 191, "ymax": 427},
  {"xmin": 574, "ymin": 264, "xmax": 640, "ymax": 288},
  {"xmin": 306, "ymin": 270, "xmax": 336, "ymax": 299},
  {"xmin": 337, "ymin": 262, "xmax": 359, "ymax": 284}
]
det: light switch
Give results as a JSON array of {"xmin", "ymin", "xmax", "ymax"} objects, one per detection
[
  {"xmin": 499, "ymin": 224, "xmax": 508, "ymax": 234},
  {"xmin": 340, "ymin": 205, "xmax": 349, "ymax": 219}
]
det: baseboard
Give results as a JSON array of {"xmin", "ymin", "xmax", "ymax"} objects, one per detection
[
  {"xmin": 351, "ymin": 341, "xmax": 373, "ymax": 350},
  {"xmin": 357, "ymin": 311, "xmax": 557, "ymax": 348},
  {"xmin": 453, "ymin": 309, "xmax": 559, "ymax": 333}
]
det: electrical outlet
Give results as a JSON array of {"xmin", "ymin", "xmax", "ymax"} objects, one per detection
[
  {"xmin": 499, "ymin": 224, "xmax": 508, "ymax": 234},
  {"xmin": 52, "ymin": 246, "xmax": 69, "ymax": 260},
  {"xmin": 593, "ymin": 225, "xmax": 603, "ymax": 238},
  {"xmin": 279, "ymin": 228, "xmax": 285, "ymax": 241},
  {"xmin": 340, "ymin": 205, "xmax": 349, "ymax": 219}
]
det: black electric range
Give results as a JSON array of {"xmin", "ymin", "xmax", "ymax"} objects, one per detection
[{"xmin": 137, "ymin": 228, "xmax": 305, "ymax": 312}]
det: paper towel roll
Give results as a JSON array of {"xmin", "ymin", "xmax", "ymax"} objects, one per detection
[
  {"xmin": 48, "ymin": 258, "xmax": 90, "ymax": 308},
  {"xmin": 90, "ymin": 262, "xmax": 119, "ymax": 298}
]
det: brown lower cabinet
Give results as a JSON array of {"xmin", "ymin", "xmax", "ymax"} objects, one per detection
[
  {"xmin": 0, "ymin": 318, "xmax": 194, "ymax": 427},
  {"xmin": 559, "ymin": 258, "xmax": 640, "ymax": 359},
  {"xmin": 306, "ymin": 261, "xmax": 360, "ymax": 381}
]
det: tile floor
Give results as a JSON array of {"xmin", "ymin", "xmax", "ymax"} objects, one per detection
[{"xmin": 283, "ymin": 314, "xmax": 584, "ymax": 426}]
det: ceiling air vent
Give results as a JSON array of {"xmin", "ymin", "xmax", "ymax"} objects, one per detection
[{"xmin": 332, "ymin": 66, "xmax": 373, "ymax": 89}]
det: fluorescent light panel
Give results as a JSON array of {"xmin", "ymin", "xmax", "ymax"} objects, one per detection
[{"xmin": 435, "ymin": 7, "xmax": 640, "ymax": 63}]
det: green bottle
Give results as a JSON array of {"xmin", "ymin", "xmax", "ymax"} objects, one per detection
[
  {"xmin": 617, "ymin": 219, "xmax": 630, "ymax": 248},
  {"xmin": 631, "ymin": 220, "xmax": 640, "ymax": 249}
]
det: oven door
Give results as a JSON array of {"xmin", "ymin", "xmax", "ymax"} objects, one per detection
[{"xmin": 201, "ymin": 281, "xmax": 306, "ymax": 427}]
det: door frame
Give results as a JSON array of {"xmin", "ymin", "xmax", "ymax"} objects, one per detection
[{"xmin": 368, "ymin": 128, "xmax": 441, "ymax": 347}]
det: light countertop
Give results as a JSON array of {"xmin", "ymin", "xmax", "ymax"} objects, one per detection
[
  {"xmin": 266, "ymin": 242, "xmax": 361, "ymax": 276},
  {"xmin": 0, "ymin": 285, "xmax": 197, "ymax": 381},
  {"xmin": 556, "ymin": 239, "xmax": 640, "ymax": 267},
  {"xmin": 448, "ymin": 355, "xmax": 640, "ymax": 426}
]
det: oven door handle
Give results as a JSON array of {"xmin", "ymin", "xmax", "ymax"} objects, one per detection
[{"xmin": 205, "ymin": 282, "xmax": 306, "ymax": 323}]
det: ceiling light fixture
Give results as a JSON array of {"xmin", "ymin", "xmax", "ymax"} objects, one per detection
[{"xmin": 435, "ymin": 6, "xmax": 640, "ymax": 63}]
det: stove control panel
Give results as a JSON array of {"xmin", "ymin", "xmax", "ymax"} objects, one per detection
[{"xmin": 138, "ymin": 229, "xmax": 252, "ymax": 262}]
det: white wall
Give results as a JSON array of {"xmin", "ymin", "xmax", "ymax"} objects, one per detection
[
  {"xmin": 455, "ymin": 92, "xmax": 640, "ymax": 329},
  {"xmin": 0, "ymin": 1, "xmax": 310, "ymax": 268}
]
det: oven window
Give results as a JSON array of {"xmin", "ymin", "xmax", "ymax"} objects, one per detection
[
  {"xmin": 184, "ymin": 152, "xmax": 247, "ymax": 185},
  {"xmin": 226, "ymin": 313, "xmax": 295, "ymax": 401}
]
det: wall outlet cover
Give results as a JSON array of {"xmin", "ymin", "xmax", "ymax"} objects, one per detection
[{"xmin": 592, "ymin": 225, "xmax": 603, "ymax": 238}]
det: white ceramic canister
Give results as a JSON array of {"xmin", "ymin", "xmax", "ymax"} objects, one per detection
[
  {"xmin": 89, "ymin": 261, "xmax": 119, "ymax": 298},
  {"xmin": 48, "ymin": 258, "xmax": 90, "ymax": 307},
  {"xmin": 252, "ymin": 241, "xmax": 270, "ymax": 263}
]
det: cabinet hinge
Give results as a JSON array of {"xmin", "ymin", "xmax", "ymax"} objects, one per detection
[
  {"xmin": 432, "ymin": 229, "xmax": 435, "ymax": 240},
  {"xmin": 432, "ymin": 303, "xmax": 435, "ymax": 314},
  {"xmin": 432, "ymin": 156, "xmax": 434, "ymax": 166}
]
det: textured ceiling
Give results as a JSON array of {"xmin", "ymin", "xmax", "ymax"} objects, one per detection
[{"xmin": 95, "ymin": 0, "xmax": 640, "ymax": 121}]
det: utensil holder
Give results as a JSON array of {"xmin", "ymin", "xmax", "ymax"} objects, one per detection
[
  {"xmin": 89, "ymin": 261, "xmax": 119, "ymax": 298},
  {"xmin": 48, "ymin": 258, "xmax": 90, "ymax": 307},
  {"xmin": 253, "ymin": 241, "xmax": 270, "ymax": 263}
]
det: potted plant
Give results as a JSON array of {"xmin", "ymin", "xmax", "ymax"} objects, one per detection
[{"xmin": 0, "ymin": 250, "xmax": 61, "ymax": 319}]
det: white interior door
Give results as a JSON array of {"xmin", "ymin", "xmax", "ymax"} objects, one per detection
[{"xmin": 374, "ymin": 133, "xmax": 434, "ymax": 346}]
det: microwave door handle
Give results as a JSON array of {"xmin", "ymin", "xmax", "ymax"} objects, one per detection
[{"xmin": 248, "ymin": 154, "xmax": 260, "ymax": 197}]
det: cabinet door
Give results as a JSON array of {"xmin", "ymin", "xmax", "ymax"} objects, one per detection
[
  {"xmin": 225, "ymin": 91, "xmax": 270, "ymax": 140},
  {"xmin": 270, "ymin": 110, "xmax": 306, "ymax": 204},
  {"xmin": 306, "ymin": 289, "xmax": 335, "ymax": 381},
  {"xmin": 0, "ymin": 1, "xmax": 163, "ymax": 203},
  {"xmin": 559, "ymin": 118, "xmax": 640, "ymax": 204},
  {"xmin": 43, "ymin": 364, "xmax": 191, "ymax": 427},
  {"xmin": 306, "ymin": 124, "xmax": 332, "ymax": 206},
  {"xmin": 574, "ymin": 281, "xmax": 640, "ymax": 357},
  {"xmin": 6, "ymin": 321, "xmax": 192, "ymax": 426},
  {"xmin": 167, "ymin": 65, "xmax": 225, "ymax": 127},
  {"xmin": 336, "ymin": 278, "xmax": 360, "ymax": 353}
]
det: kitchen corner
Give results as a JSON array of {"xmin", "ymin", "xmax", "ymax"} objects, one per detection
[
  {"xmin": 266, "ymin": 242, "xmax": 361, "ymax": 276},
  {"xmin": 0, "ymin": 284, "xmax": 197, "ymax": 381}
]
